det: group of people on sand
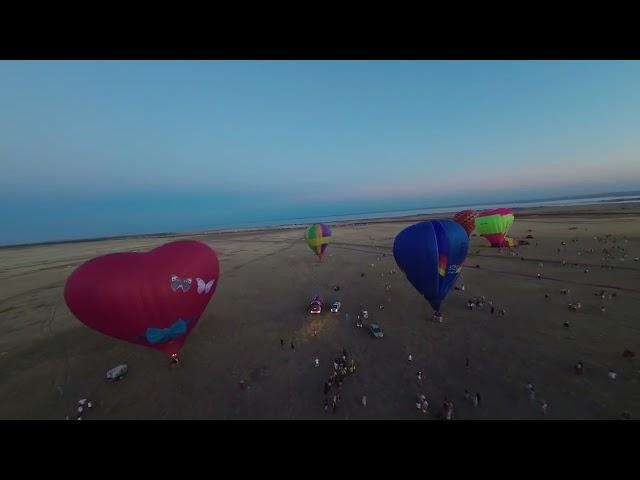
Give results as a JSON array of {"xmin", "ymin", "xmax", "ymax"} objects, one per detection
[
  {"xmin": 414, "ymin": 389, "xmax": 455, "ymax": 420},
  {"xmin": 466, "ymin": 296, "xmax": 506, "ymax": 316},
  {"xmin": 554, "ymin": 286, "xmax": 617, "ymax": 313},
  {"xmin": 416, "ymin": 394, "xmax": 429, "ymax": 414},
  {"xmin": 322, "ymin": 348, "xmax": 357, "ymax": 414}
]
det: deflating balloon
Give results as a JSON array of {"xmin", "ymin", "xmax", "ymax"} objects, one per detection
[
  {"xmin": 475, "ymin": 208, "xmax": 514, "ymax": 247},
  {"xmin": 304, "ymin": 223, "xmax": 332, "ymax": 259},
  {"xmin": 64, "ymin": 240, "xmax": 220, "ymax": 357},
  {"xmin": 393, "ymin": 220, "xmax": 469, "ymax": 312}
]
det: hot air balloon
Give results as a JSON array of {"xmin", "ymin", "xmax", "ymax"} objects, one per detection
[
  {"xmin": 304, "ymin": 223, "xmax": 332, "ymax": 260},
  {"xmin": 475, "ymin": 208, "xmax": 514, "ymax": 247},
  {"xmin": 393, "ymin": 220, "xmax": 469, "ymax": 320},
  {"xmin": 64, "ymin": 240, "xmax": 220, "ymax": 366},
  {"xmin": 453, "ymin": 209, "xmax": 478, "ymax": 236}
]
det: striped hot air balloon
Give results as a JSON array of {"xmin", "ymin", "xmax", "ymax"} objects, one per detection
[{"xmin": 304, "ymin": 223, "xmax": 332, "ymax": 260}]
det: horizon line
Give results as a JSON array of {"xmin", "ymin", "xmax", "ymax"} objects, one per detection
[{"xmin": 2, "ymin": 189, "xmax": 639, "ymax": 249}]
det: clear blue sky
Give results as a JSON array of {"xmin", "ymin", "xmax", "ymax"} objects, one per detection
[{"xmin": 1, "ymin": 61, "xmax": 639, "ymax": 245}]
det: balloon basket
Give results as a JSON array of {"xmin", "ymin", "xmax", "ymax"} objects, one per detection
[{"xmin": 432, "ymin": 312, "xmax": 443, "ymax": 323}]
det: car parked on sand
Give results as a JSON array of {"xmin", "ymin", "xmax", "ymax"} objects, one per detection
[
  {"xmin": 309, "ymin": 295, "xmax": 322, "ymax": 314},
  {"xmin": 370, "ymin": 324, "xmax": 384, "ymax": 338}
]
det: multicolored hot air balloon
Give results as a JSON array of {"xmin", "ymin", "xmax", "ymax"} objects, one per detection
[
  {"xmin": 475, "ymin": 208, "xmax": 515, "ymax": 247},
  {"xmin": 393, "ymin": 220, "xmax": 469, "ymax": 316},
  {"xmin": 304, "ymin": 223, "xmax": 332, "ymax": 260},
  {"xmin": 64, "ymin": 240, "xmax": 220, "ymax": 365},
  {"xmin": 453, "ymin": 209, "xmax": 478, "ymax": 237}
]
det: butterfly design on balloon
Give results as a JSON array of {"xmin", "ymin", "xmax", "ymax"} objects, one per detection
[
  {"xmin": 196, "ymin": 277, "xmax": 215, "ymax": 294},
  {"xmin": 170, "ymin": 275, "xmax": 192, "ymax": 292},
  {"xmin": 170, "ymin": 275, "xmax": 215, "ymax": 295}
]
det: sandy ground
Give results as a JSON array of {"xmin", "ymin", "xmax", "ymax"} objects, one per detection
[{"xmin": 1, "ymin": 203, "xmax": 639, "ymax": 420}]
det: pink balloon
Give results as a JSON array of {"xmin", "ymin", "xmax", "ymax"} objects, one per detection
[{"xmin": 64, "ymin": 240, "xmax": 220, "ymax": 357}]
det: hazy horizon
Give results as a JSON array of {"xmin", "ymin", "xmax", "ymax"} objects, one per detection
[
  {"xmin": 2, "ymin": 189, "xmax": 638, "ymax": 247},
  {"xmin": 2, "ymin": 61, "xmax": 640, "ymax": 245}
]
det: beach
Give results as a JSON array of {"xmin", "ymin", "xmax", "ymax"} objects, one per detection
[{"xmin": 1, "ymin": 202, "xmax": 639, "ymax": 420}]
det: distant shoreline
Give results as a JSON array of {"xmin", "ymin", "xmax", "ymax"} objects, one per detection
[
  {"xmin": 2, "ymin": 200, "xmax": 639, "ymax": 250},
  {"xmin": 599, "ymin": 197, "xmax": 640, "ymax": 203}
]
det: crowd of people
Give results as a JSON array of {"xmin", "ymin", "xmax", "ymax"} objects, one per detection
[
  {"xmin": 305, "ymin": 228, "xmax": 632, "ymax": 421},
  {"xmin": 465, "ymin": 296, "xmax": 506, "ymax": 316},
  {"xmin": 322, "ymin": 348, "xmax": 357, "ymax": 414}
]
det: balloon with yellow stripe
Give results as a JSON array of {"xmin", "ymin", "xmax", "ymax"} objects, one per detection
[{"xmin": 304, "ymin": 223, "xmax": 332, "ymax": 261}]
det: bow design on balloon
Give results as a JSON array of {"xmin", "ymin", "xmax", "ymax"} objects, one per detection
[
  {"xmin": 170, "ymin": 275, "xmax": 192, "ymax": 292},
  {"xmin": 143, "ymin": 318, "xmax": 189, "ymax": 345},
  {"xmin": 196, "ymin": 277, "xmax": 215, "ymax": 295}
]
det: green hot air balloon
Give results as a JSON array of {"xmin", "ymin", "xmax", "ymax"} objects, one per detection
[{"xmin": 475, "ymin": 208, "xmax": 514, "ymax": 247}]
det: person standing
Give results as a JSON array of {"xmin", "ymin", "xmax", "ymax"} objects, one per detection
[
  {"xmin": 445, "ymin": 400, "xmax": 453, "ymax": 420},
  {"xmin": 475, "ymin": 392, "xmax": 481, "ymax": 407},
  {"xmin": 526, "ymin": 383, "xmax": 535, "ymax": 401},
  {"xmin": 361, "ymin": 395, "xmax": 367, "ymax": 407}
]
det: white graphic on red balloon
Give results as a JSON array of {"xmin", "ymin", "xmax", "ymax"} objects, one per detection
[{"xmin": 196, "ymin": 278, "xmax": 215, "ymax": 294}]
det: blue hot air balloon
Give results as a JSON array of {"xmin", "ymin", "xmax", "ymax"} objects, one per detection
[{"xmin": 393, "ymin": 220, "xmax": 469, "ymax": 316}]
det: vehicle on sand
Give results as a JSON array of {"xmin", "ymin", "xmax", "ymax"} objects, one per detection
[
  {"xmin": 370, "ymin": 324, "xmax": 384, "ymax": 338},
  {"xmin": 310, "ymin": 295, "xmax": 322, "ymax": 314}
]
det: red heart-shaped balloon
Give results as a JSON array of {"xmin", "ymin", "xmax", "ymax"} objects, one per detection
[{"xmin": 64, "ymin": 240, "xmax": 220, "ymax": 356}]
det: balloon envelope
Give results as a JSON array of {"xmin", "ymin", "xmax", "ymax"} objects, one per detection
[
  {"xmin": 453, "ymin": 209, "xmax": 478, "ymax": 236},
  {"xmin": 304, "ymin": 223, "xmax": 332, "ymax": 258},
  {"xmin": 64, "ymin": 240, "xmax": 220, "ymax": 356},
  {"xmin": 393, "ymin": 220, "xmax": 469, "ymax": 312},
  {"xmin": 475, "ymin": 208, "xmax": 514, "ymax": 247}
]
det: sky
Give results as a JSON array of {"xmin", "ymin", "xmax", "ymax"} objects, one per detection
[{"xmin": 1, "ymin": 60, "xmax": 639, "ymax": 245}]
